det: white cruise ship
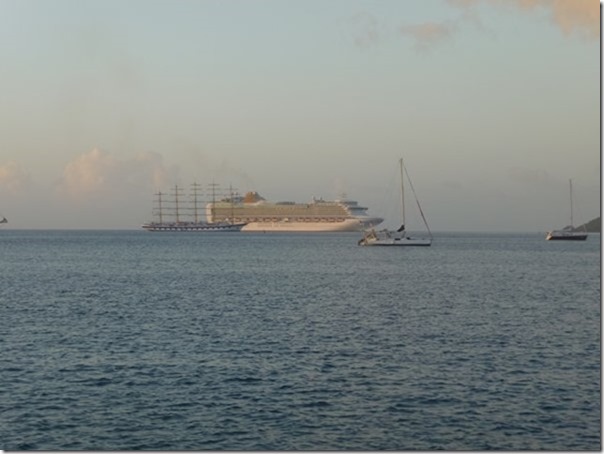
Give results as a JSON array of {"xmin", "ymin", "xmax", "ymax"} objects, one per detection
[{"xmin": 207, "ymin": 191, "xmax": 383, "ymax": 232}]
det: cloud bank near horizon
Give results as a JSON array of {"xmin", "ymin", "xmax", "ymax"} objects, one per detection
[
  {"xmin": 449, "ymin": 0, "xmax": 600, "ymax": 40},
  {"xmin": 0, "ymin": 161, "xmax": 32, "ymax": 195},
  {"xmin": 57, "ymin": 148, "xmax": 178, "ymax": 199},
  {"xmin": 352, "ymin": 0, "xmax": 599, "ymax": 51},
  {"xmin": 0, "ymin": 149, "xmax": 180, "ymax": 228}
]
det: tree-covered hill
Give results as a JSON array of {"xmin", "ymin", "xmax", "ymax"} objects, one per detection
[{"xmin": 577, "ymin": 217, "xmax": 601, "ymax": 232}]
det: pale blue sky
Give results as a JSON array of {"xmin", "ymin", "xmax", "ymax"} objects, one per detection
[{"xmin": 0, "ymin": 0, "xmax": 600, "ymax": 230}]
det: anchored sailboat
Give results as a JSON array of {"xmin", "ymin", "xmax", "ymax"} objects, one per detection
[
  {"xmin": 546, "ymin": 179, "xmax": 587, "ymax": 241},
  {"xmin": 358, "ymin": 158, "xmax": 432, "ymax": 246}
]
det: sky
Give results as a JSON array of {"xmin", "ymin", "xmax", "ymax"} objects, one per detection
[{"xmin": 0, "ymin": 0, "xmax": 600, "ymax": 231}]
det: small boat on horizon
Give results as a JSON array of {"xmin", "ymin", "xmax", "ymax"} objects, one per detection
[{"xmin": 546, "ymin": 179, "xmax": 587, "ymax": 241}]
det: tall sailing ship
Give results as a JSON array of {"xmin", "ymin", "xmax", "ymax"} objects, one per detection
[
  {"xmin": 208, "ymin": 191, "xmax": 383, "ymax": 232},
  {"xmin": 142, "ymin": 183, "xmax": 247, "ymax": 232}
]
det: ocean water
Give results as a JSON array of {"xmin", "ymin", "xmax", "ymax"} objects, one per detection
[{"xmin": 1, "ymin": 230, "xmax": 600, "ymax": 450}]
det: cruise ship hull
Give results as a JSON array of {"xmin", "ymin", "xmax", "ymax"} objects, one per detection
[{"xmin": 241, "ymin": 218, "xmax": 381, "ymax": 232}]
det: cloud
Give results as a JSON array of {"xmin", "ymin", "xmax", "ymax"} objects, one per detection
[
  {"xmin": 447, "ymin": 0, "xmax": 599, "ymax": 40},
  {"xmin": 399, "ymin": 21, "xmax": 458, "ymax": 51},
  {"xmin": 59, "ymin": 148, "xmax": 115, "ymax": 195},
  {"xmin": 128, "ymin": 151, "xmax": 178, "ymax": 191},
  {"xmin": 0, "ymin": 161, "xmax": 31, "ymax": 194},
  {"xmin": 353, "ymin": 0, "xmax": 597, "ymax": 52},
  {"xmin": 58, "ymin": 148, "xmax": 177, "ymax": 198},
  {"xmin": 531, "ymin": 0, "xmax": 598, "ymax": 40}
]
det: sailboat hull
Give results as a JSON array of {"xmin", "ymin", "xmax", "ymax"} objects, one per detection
[
  {"xmin": 358, "ymin": 230, "xmax": 432, "ymax": 246},
  {"xmin": 545, "ymin": 230, "xmax": 587, "ymax": 241},
  {"xmin": 362, "ymin": 239, "xmax": 432, "ymax": 246}
]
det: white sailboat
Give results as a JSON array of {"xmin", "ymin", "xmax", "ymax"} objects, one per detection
[
  {"xmin": 358, "ymin": 158, "xmax": 432, "ymax": 247},
  {"xmin": 545, "ymin": 179, "xmax": 587, "ymax": 241}
]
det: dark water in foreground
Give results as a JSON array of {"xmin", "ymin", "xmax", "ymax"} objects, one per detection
[{"xmin": 1, "ymin": 230, "xmax": 600, "ymax": 450}]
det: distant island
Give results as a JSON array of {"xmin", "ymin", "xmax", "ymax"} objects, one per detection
[{"xmin": 577, "ymin": 217, "xmax": 601, "ymax": 232}]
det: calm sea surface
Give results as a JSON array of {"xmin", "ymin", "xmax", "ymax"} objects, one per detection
[{"xmin": 1, "ymin": 230, "xmax": 600, "ymax": 450}]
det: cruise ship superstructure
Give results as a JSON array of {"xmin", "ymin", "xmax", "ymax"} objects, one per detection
[{"xmin": 208, "ymin": 191, "xmax": 383, "ymax": 232}]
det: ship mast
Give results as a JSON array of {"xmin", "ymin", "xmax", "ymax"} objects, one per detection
[
  {"xmin": 229, "ymin": 184, "xmax": 237, "ymax": 225},
  {"xmin": 208, "ymin": 181, "xmax": 220, "ymax": 224},
  {"xmin": 171, "ymin": 184, "xmax": 183, "ymax": 224},
  {"xmin": 191, "ymin": 181, "xmax": 203, "ymax": 223},
  {"xmin": 228, "ymin": 184, "xmax": 233, "ymax": 224},
  {"xmin": 154, "ymin": 191, "xmax": 164, "ymax": 224}
]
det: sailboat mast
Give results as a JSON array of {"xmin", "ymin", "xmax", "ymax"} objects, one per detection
[
  {"xmin": 399, "ymin": 158, "xmax": 405, "ymax": 229},
  {"xmin": 569, "ymin": 178, "xmax": 573, "ymax": 227}
]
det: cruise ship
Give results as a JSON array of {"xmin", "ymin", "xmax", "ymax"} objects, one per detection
[{"xmin": 207, "ymin": 191, "xmax": 383, "ymax": 232}]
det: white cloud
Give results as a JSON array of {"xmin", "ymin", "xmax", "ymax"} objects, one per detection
[
  {"xmin": 44, "ymin": 148, "xmax": 181, "ymax": 228},
  {"xmin": 397, "ymin": 0, "xmax": 598, "ymax": 51},
  {"xmin": 58, "ymin": 147, "xmax": 177, "ymax": 198},
  {"xmin": 0, "ymin": 161, "xmax": 31, "ymax": 194},
  {"xmin": 59, "ymin": 148, "xmax": 116, "ymax": 196},
  {"xmin": 447, "ymin": 0, "xmax": 599, "ymax": 40},
  {"xmin": 399, "ymin": 21, "xmax": 458, "ymax": 51}
]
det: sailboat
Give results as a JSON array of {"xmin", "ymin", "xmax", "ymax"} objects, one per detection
[
  {"xmin": 545, "ymin": 179, "xmax": 587, "ymax": 241},
  {"xmin": 358, "ymin": 158, "xmax": 432, "ymax": 246}
]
